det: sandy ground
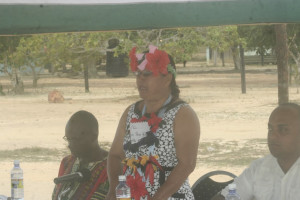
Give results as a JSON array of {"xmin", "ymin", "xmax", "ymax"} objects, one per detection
[{"xmin": 1, "ymin": 65, "xmax": 300, "ymax": 199}]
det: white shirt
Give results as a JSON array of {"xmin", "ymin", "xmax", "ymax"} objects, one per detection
[{"xmin": 221, "ymin": 155, "xmax": 300, "ymax": 200}]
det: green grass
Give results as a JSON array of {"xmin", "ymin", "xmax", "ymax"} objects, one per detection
[
  {"xmin": 198, "ymin": 139, "xmax": 269, "ymax": 167},
  {"xmin": 0, "ymin": 140, "xmax": 269, "ymax": 166},
  {"xmin": 0, "ymin": 142, "xmax": 112, "ymax": 162},
  {"xmin": 0, "ymin": 147, "xmax": 69, "ymax": 162}
]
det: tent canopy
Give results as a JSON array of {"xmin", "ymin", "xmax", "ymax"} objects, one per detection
[{"xmin": 0, "ymin": 0, "xmax": 299, "ymax": 35}]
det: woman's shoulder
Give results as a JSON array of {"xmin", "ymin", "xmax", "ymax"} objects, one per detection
[
  {"xmin": 120, "ymin": 100, "xmax": 143, "ymax": 123},
  {"xmin": 123, "ymin": 101, "xmax": 142, "ymax": 114},
  {"xmin": 166, "ymin": 98, "xmax": 187, "ymax": 111},
  {"xmin": 171, "ymin": 99, "xmax": 199, "ymax": 123}
]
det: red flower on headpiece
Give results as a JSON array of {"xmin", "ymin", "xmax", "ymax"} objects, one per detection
[
  {"xmin": 129, "ymin": 47, "xmax": 138, "ymax": 72},
  {"xmin": 126, "ymin": 173, "xmax": 149, "ymax": 200},
  {"xmin": 129, "ymin": 45, "xmax": 170, "ymax": 76},
  {"xmin": 146, "ymin": 49, "xmax": 170, "ymax": 76}
]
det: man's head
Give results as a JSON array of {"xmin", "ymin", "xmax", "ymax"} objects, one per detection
[
  {"xmin": 268, "ymin": 103, "xmax": 300, "ymax": 162},
  {"xmin": 64, "ymin": 110, "xmax": 99, "ymax": 159}
]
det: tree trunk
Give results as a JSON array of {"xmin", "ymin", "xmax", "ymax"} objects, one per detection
[
  {"xmin": 83, "ymin": 64, "xmax": 89, "ymax": 93},
  {"xmin": 88, "ymin": 58, "xmax": 98, "ymax": 78},
  {"xmin": 0, "ymin": 83, "xmax": 5, "ymax": 96},
  {"xmin": 11, "ymin": 68, "xmax": 24, "ymax": 94},
  {"xmin": 213, "ymin": 49, "xmax": 218, "ymax": 66},
  {"xmin": 33, "ymin": 78, "xmax": 38, "ymax": 88},
  {"xmin": 240, "ymin": 45, "xmax": 246, "ymax": 94},
  {"xmin": 275, "ymin": 24, "xmax": 289, "ymax": 105},
  {"xmin": 30, "ymin": 65, "xmax": 38, "ymax": 88},
  {"xmin": 231, "ymin": 45, "xmax": 240, "ymax": 70},
  {"xmin": 261, "ymin": 54, "xmax": 264, "ymax": 66},
  {"xmin": 221, "ymin": 52, "xmax": 225, "ymax": 67}
]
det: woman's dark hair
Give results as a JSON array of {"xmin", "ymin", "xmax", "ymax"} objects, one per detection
[{"xmin": 168, "ymin": 55, "xmax": 180, "ymax": 100}]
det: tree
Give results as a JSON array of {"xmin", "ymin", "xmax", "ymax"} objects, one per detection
[
  {"xmin": 204, "ymin": 26, "xmax": 244, "ymax": 69},
  {"xmin": 113, "ymin": 28, "xmax": 205, "ymax": 67},
  {"xmin": 162, "ymin": 28, "xmax": 204, "ymax": 67},
  {"xmin": 0, "ymin": 36, "xmax": 24, "ymax": 94},
  {"xmin": 238, "ymin": 25, "xmax": 276, "ymax": 66},
  {"xmin": 15, "ymin": 35, "xmax": 48, "ymax": 87}
]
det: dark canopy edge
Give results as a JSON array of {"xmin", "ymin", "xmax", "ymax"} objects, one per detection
[{"xmin": 0, "ymin": 0, "xmax": 299, "ymax": 35}]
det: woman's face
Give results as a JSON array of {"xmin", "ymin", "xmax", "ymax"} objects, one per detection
[{"xmin": 135, "ymin": 70, "xmax": 171, "ymax": 101}]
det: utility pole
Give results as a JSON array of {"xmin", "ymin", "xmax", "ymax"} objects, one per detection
[
  {"xmin": 275, "ymin": 24, "xmax": 289, "ymax": 104},
  {"xmin": 240, "ymin": 44, "xmax": 246, "ymax": 94}
]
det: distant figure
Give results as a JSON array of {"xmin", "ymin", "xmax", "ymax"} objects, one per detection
[
  {"xmin": 48, "ymin": 90, "xmax": 64, "ymax": 103},
  {"xmin": 212, "ymin": 103, "xmax": 300, "ymax": 200},
  {"xmin": 52, "ymin": 110, "xmax": 109, "ymax": 200}
]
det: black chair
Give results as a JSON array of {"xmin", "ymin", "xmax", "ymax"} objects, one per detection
[{"xmin": 191, "ymin": 170, "xmax": 236, "ymax": 200}]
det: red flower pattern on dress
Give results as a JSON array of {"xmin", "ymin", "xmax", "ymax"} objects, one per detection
[
  {"xmin": 126, "ymin": 172, "xmax": 149, "ymax": 200},
  {"xmin": 144, "ymin": 155, "xmax": 163, "ymax": 185},
  {"xmin": 145, "ymin": 162, "xmax": 155, "ymax": 185},
  {"xmin": 125, "ymin": 112, "xmax": 165, "ymax": 197},
  {"xmin": 130, "ymin": 116, "xmax": 147, "ymax": 123},
  {"xmin": 148, "ymin": 113, "xmax": 162, "ymax": 133}
]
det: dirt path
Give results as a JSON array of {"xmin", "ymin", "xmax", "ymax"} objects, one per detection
[{"xmin": 0, "ymin": 67, "xmax": 299, "ymax": 199}]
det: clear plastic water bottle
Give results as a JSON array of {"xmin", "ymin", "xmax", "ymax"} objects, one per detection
[
  {"xmin": 116, "ymin": 175, "xmax": 131, "ymax": 200},
  {"xmin": 11, "ymin": 160, "xmax": 24, "ymax": 200},
  {"xmin": 225, "ymin": 183, "xmax": 240, "ymax": 200}
]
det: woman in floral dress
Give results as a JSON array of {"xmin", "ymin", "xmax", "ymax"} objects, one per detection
[{"xmin": 105, "ymin": 45, "xmax": 200, "ymax": 200}]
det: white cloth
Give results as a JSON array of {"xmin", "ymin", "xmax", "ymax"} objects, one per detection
[{"xmin": 221, "ymin": 155, "xmax": 300, "ymax": 200}]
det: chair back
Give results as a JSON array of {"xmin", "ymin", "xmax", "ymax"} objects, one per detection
[{"xmin": 191, "ymin": 170, "xmax": 236, "ymax": 200}]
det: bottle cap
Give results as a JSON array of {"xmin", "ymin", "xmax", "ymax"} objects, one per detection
[
  {"xmin": 228, "ymin": 183, "xmax": 237, "ymax": 190},
  {"xmin": 118, "ymin": 175, "xmax": 126, "ymax": 181}
]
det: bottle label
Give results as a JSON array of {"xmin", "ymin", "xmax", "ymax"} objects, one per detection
[{"xmin": 11, "ymin": 178, "xmax": 24, "ymax": 198}]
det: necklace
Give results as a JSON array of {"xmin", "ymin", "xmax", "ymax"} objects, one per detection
[{"xmin": 141, "ymin": 94, "xmax": 172, "ymax": 118}]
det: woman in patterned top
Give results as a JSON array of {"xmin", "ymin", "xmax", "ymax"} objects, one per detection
[{"xmin": 105, "ymin": 45, "xmax": 200, "ymax": 200}]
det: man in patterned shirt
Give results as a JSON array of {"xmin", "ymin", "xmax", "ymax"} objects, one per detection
[{"xmin": 52, "ymin": 110, "xmax": 109, "ymax": 200}]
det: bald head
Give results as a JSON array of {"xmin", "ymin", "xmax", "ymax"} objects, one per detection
[
  {"xmin": 268, "ymin": 103, "xmax": 300, "ymax": 168},
  {"xmin": 275, "ymin": 103, "xmax": 300, "ymax": 123},
  {"xmin": 67, "ymin": 110, "xmax": 99, "ymax": 138},
  {"xmin": 65, "ymin": 110, "xmax": 100, "ymax": 159}
]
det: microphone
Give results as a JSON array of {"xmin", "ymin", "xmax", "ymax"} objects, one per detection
[{"xmin": 54, "ymin": 168, "xmax": 91, "ymax": 184}]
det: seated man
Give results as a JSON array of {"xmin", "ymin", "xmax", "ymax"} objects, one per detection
[
  {"xmin": 212, "ymin": 103, "xmax": 300, "ymax": 200},
  {"xmin": 52, "ymin": 110, "xmax": 109, "ymax": 200}
]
